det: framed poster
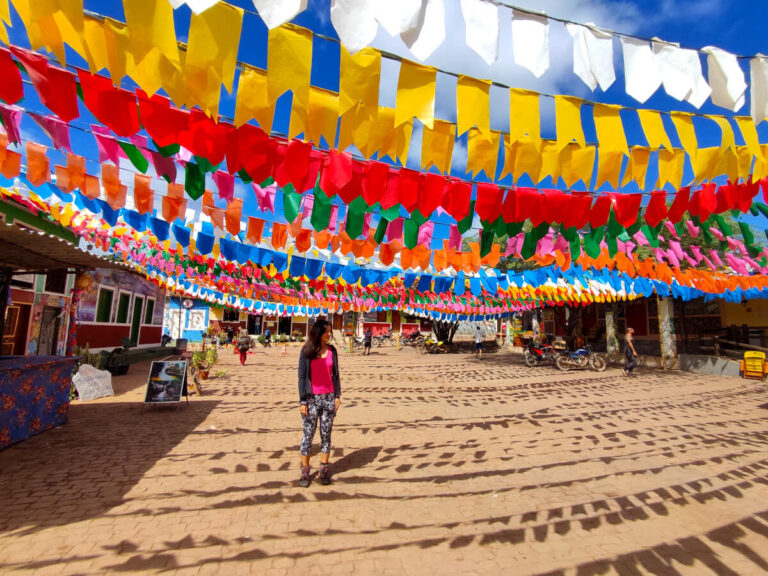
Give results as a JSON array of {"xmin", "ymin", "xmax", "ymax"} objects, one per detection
[{"xmin": 144, "ymin": 361, "xmax": 187, "ymax": 404}]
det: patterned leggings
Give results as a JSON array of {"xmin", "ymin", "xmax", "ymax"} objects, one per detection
[{"xmin": 300, "ymin": 393, "xmax": 336, "ymax": 456}]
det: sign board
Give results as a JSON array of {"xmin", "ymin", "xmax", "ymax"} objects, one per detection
[
  {"xmin": 144, "ymin": 361, "xmax": 187, "ymax": 404},
  {"xmin": 72, "ymin": 364, "xmax": 114, "ymax": 401}
]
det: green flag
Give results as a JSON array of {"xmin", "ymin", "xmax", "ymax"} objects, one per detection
[
  {"xmin": 457, "ymin": 200, "xmax": 475, "ymax": 234},
  {"xmin": 282, "ymin": 184, "xmax": 302, "ymax": 223},
  {"xmin": 310, "ymin": 185, "xmax": 332, "ymax": 231},
  {"xmin": 404, "ymin": 218, "xmax": 420, "ymax": 249},
  {"xmin": 184, "ymin": 162, "xmax": 205, "ymax": 200},
  {"xmin": 374, "ymin": 217, "xmax": 388, "ymax": 244},
  {"xmin": 345, "ymin": 197, "xmax": 367, "ymax": 239},
  {"xmin": 118, "ymin": 141, "xmax": 149, "ymax": 173}
]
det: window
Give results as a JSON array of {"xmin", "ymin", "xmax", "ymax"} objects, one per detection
[
  {"xmin": 44, "ymin": 270, "xmax": 68, "ymax": 294},
  {"xmin": 144, "ymin": 298, "xmax": 155, "ymax": 324},
  {"xmin": 95, "ymin": 288, "xmax": 114, "ymax": 323},
  {"xmin": 223, "ymin": 309, "xmax": 240, "ymax": 322},
  {"xmin": 115, "ymin": 293, "xmax": 131, "ymax": 323}
]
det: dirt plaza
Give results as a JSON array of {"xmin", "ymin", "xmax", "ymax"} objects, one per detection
[{"xmin": 2, "ymin": 346, "xmax": 768, "ymax": 575}]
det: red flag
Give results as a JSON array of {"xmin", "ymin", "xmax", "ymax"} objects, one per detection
[
  {"xmin": 644, "ymin": 190, "xmax": 667, "ymax": 228},
  {"xmin": 78, "ymin": 69, "xmax": 139, "ymax": 136},
  {"xmin": 0, "ymin": 48, "xmax": 23, "ymax": 104},
  {"xmin": 11, "ymin": 48, "xmax": 78, "ymax": 122}
]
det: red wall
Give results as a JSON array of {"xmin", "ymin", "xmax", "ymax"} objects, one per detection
[
  {"xmin": 139, "ymin": 325, "xmax": 163, "ymax": 346},
  {"xmin": 75, "ymin": 324, "xmax": 130, "ymax": 349}
]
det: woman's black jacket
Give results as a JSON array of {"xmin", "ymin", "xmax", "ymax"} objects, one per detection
[{"xmin": 298, "ymin": 344, "xmax": 341, "ymax": 404}]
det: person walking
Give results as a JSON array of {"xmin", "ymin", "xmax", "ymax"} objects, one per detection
[
  {"xmin": 298, "ymin": 318, "xmax": 341, "ymax": 487},
  {"xmin": 474, "ymin": 324, "xmax": 484, "ymax": 359},
  {"xmin": 363, "ymin": 327, "xmax": 373, "ymax": 355},
  {"xmin": 237, "ymin": 329, "xmax": 251, "ymax": 366},
  {"xmin": 623, "ymin": 327, "xmax": 638, "ymax": 377}
]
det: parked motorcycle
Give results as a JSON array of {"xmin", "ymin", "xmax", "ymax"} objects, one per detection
[
  {"xmin": 373, "ymin": 329, "xmax": 394, "ymax": 347},
  {"xmin": 555, "ymin": 346, "xmax": 606, "ymax": 372},
  {"xmin": 523, "ymin": 341, "xmax": 557, "ymax": 367},
  {"xmin": 417, "ymin": 336, "xmax": 448, "ymax": 354},
  {"xmin": 400, "ymin": 331, "xmax": 425, "ymax": 347}
]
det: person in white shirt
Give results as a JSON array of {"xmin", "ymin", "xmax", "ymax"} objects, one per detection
[{"xmin": 474, "ymin": 325, "xmax": 484, "ymax": 359}]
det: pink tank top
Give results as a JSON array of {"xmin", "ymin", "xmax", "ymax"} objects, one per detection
[{"xmin": 310, "ymin": 351, "xmax": 334, "ymax": 395}]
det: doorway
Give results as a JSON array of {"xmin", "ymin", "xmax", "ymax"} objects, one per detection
[
  {"xmin": 131, "ymin": 296, "xmax": 144, "ymax": 345},
  {"xmin": 37, "ymin": 306, "xmax": 61, "ymax": 355},
  {"xmin": 247, "ymin": 314, "xmax": 262, "ymax": 335},
  {"xmin": 278, "ymin": 317, "xmax": 292, "ymax": 335}
]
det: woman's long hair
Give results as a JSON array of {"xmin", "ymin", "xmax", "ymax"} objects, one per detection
[{"xmin": 302, "ymin": 318, "xmax": 330, "ymax": 359}]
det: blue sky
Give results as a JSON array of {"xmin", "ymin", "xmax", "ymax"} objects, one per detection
[{"xmin": 5, "ymin": 0, "xmax": 768, "ymax": 247}]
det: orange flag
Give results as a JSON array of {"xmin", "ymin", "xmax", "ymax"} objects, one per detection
[
  {"xmin": 54, "ymin": 165, "xmax": 68, "ymax": 192},
  {"xmin": 400, "ymin": 248, "xmax": 414, "ymax": 269},
  {"xmin": 379, "ymin": 242, "xmax": 395, "ymax": 266},
  {"xmin": 106, "ymin": 184, "xmax": 127, "ymax": 210},
  {"xmin": 330, "ymin": 234, "xmax": 341, "ymax": 254},
  {"xmin": 313, "ymin": 229, "xmax": 331, "ymax": 249},
  {"xmin": 82, "ymin": 174, "xmax": 100, "ymax": 200},
  {"xmin": 225, "ymin": 197, "xmax": 243, "ymax": 235},
  {"xmin": 67, "ymin": 153, "xmax": 86, "ymax": 192},
  {"xmin": 271, "ymin": 222, "xmax": 287, "ymax": 249},
  {"xmin": 134, "ymin": 173, "xmax": 154, "ymax": 214},
  {"xmin": 26, "ymin": 142, "xmax": 50, "ymax": 186},
  {"xmin": 295, "ymin": 228, "xmax": 312, "ymax": 253},
  {"xmin": 247, "ymin": 217, "xmax": 264, "ymax": 243},
  {"xmin": 208, "ymin": 207, "xmax": 224, "ymax": 230}
]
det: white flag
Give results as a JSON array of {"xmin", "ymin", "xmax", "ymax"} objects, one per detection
[
  {"xmin": 703, "ymin": 46, "xmax": 747, "ymax": 111},
  {"xmin": 331, "ymin": 0, "xmax": 378, "ymax": 54},
  {"xmin": 511, "ymin": 10, "xmax": 550, "ymax": 78},
  {"xmin": 251, "ymin": 0, "xmax": 308, "ymax": 29},
  {"xmin": 401, "ymin": 0, "xmax": 446, "ymax": 62},
  {"xmin": 652, "ymin": 41, "xmax": 710, "ymax": 108},
  {"xmin": 750, "ymin": 55, "xmax": 768, "ymax": 124},
  {"xmin": 183, "ymin": 0, "xmax": 220, "ymax": 14},
  {"xmin": 566, "ymin": 23, "xmax": 614, "ymax": 91},
  {"xmin": 460, "ymin": 0, "xmax": 499, "ymax": 66},
  {"xmin": 621, "ymin": 37, "xmax": 662, "ymax": 103},
  {"xmin": 375, "ymin": 0, "xmax": 425, "ymax": 37}
]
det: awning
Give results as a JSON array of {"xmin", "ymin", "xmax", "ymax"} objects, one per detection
[{"xmin": 0, "ymin": 220, "xmax": 129, "ymax": 273}]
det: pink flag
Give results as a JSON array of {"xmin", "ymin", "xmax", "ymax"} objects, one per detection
[
  {"xmin": 417, "ymin": 221, "xmax": 434, "ymax": 247},
  {"xmin": 685, "ymin": 220, "xmax": 700, "ymax": 238},
  {"xmin": 709, "ymin": 227, "xmax": 725, "ymax": 241},
  {"xmin": 150, "ymin": 151, "xmax": 177, "ymax": 182},
  {"xmin": 0, "ymin": 103, "xmax": 21, "ymax": 144},
  {"xmin": 669, "ymin": 240, "xmax": 685, "ymax": 261},
  {"xmin": 633, "ymin": 230, "xmax": 649, "ymax": 246},
  {"xmin": 690, "ymin": 245, "xmax": 703, "ymax": 263},
  {"xmin": 301, "ymin": 194, "xmax": 314, "ymax": 220},
  {"xmin": 176, "ymin": 147, "xmax": 193, "ymax": 163},
  {"xmin": 362, "ymin": 212, "xmax": 372, "ymax": 238},
  {"xmin": 253, "ymin": 182, "xmax": 276, "ymax": 213},
  {"xmin": 666, "ymin": 249, "xmax": 680, "ymax": 268},
  {"xmin": 449, "ymin": 225, "xmax": 462, "ymax": 251},
  {"xmin": 92, "ymin": 124, "xmax": 121, "ymax": 164},
  {"xmin": 505, "ymin": 236, "xmax": 515, "ymax": 256},
  {"xmin": 553, "ymin": 234, "xmax": 570, "ymax": 254},
  {"xmin": 537, "ymin": 234, "xmax": 554, "ymax": 257},
  {"xmin": 709, "ymin": 250, "xmax": 724, "ymax": 267},
  {"xmin": 129, "ymin": 134, "xmax": 150, "ymax": 149},
  {"xmin": 213, "ymin": 171, "xmax": 234, "ymax": 202},
  {"xmin": 30, "ymin": 113, "xmax": 71, "ymax": 151},
  {"xmin": 387, "ymin": 218, "xmax": 404, "ymax": 242},
  {"xmin": 664, "ymin": 221, "xmax": 679, "ymax": 239},
  {"xmin": 329, "ymin": 205, "xmax": 340, "ymax": 232}
]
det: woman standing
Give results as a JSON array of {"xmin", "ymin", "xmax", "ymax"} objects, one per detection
[
  {"xmin": 623, "ymin": 327, "xmax": 638, "ymax": 377},
  {"xmin": 237, "ymin": 329, "xmax": 251, "ymax": 366},
  {"xmin": 298, "ymin": 318, "xmax": 341, "ymax": 487}
]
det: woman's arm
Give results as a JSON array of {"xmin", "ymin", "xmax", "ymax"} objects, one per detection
[{"xmin": 298, "ymin": 355, "xmax": 309, "ymax": 404}]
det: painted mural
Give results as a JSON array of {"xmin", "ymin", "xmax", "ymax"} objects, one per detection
[
  {"xmin": 76, "ymin": 269, "xmax": 164, "ymax": 324},
  {"xmin": 25, "ymin": 293, "xmax": 70, "ymax": 356}
]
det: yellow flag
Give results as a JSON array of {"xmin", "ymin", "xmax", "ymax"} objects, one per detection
[
  {"xmin": 595, "ymin": 148, "xmax": 623, "ymax": 189},
  {"xmin": 753, "ymin": 145, "xmax": 768, "ymax": 180},
  {"xmin": 736, "ymin": 146, "xmax": 753, "ymax": 182},
  {"xmin": 103, "ymin": 17, "xmax": 134, "ymax": 83},
  {"xmin": 422, "ymin": 119, "xmax": 455, "ymax": 173},
  {"xmin": 637, "ymin": 109, "xmax": 671, "ymax": 150},
  {"xmin": 734, "ymin": 116, "xmax": 764, "ymax": 161},
  {"xmin": 186, "ymin": 2, "xmax": 243, "ymax": 116},
  {"xmin": 83, "ymin": 16, "xmax": 109, "ymax": 73},
  {"xmin": 692, "ymin": 147, "xmax": 720, "ymax": 183},
  {"xmin": 670, "ymin": 111, "xmax": 698, "ymax": 160},
  {"xmin": 657, "ymin": 148, "xmax": 685, "ymax": 189},
  {"xmin": 710, "ymin": 116, "xmax": 736, "ymax": 151},
  {"xmin": 379, "ymin": 108, "xmax": 412, "ymax": 163},
  {"xmin": 339, "ymin": 46, "xmax": 380, "ymax": 119},
  {"xmin": 538, "ymin": 140, "xmax": 562, "ymax": 185},
  {"xmin": 512, "ymin": 138, "xmax": 542, "ymax": 183},
  {"xmin": 158, "ymin": 48, "xmax": 188, "ymax": 107},
  {"xmin": 234, "ymin": 67, "xmax": 274, "ymax": 131},
  {"xmin": 123, "ymin": 0, "xmax": 180, "ymax": 72},
  {"xmin": 715, "ymin": 148, "xmax": 738, "ymax": 183},
  {"xmin": 509, "ymin": 88, "xmax": 540, "ymax": 143},
  {"xmin": 561, "ymin": 144, "xmax": 596, "ymax": 188},
  {"xmin": 456, "ymin": 75, "xmax": 490, "ymax": 136},
  {"xmin": 499, "ymin": 135, "xmax": 516, "ymax": 180},
  {"xmin": 555, "ymin": 96, "xmax": 585, "ymax": 150},
  {"xmin": 593, "ymin": 104, "xmax": 628, "ymax": 155},
  {"xmin": 395, "ymin": 60, "xmax": 436, "ymax": 129},
  {"xmin": 268, "ymin": 24, "xmax": 312, "ymax": 138},
  {"xmin": 620, "ymin": 147, "xmax": 650, "ymax": 189},
  {"xmin": 466, "ymin": 128, "xmax": 500, "ymax": 178},
  {"xmin": 306, "ymin": 86, "xmax": 339, "ymax": 147}
]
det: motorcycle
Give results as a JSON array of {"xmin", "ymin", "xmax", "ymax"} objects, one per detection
[
  {"xmin": 555, "ymin": 346, "xmax": 606, "ymax": 372},
  {"xmin": 372, "ymin": 330, "xmax": 394, "ymax": 347},
  {"xmin": 417, "ymin": 336, "xmax": 448, "ymax": 354},
  {"xmin": 523, "ymin": 341, "xmax": 557, "ymax": 367},
  {"xmin": 400, "ymin": 331, "xmax": 424, "ymax": 347}
]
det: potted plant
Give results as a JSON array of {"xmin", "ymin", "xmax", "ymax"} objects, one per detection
[
  {"xmin": 257, "ymin": 334, "xmax": 266, "ymax": 346},
  {"xmin": 192, "ymin": 350, "xmax": 211, "ymax": 380},
  {"xmin": 205, "ymin": 346, "xmax": 218, "ymax": 367}
]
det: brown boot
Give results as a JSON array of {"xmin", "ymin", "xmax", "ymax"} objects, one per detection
[{"xmin": 318, "ymin": 463, "xmax": 331, "ymax": 485}]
